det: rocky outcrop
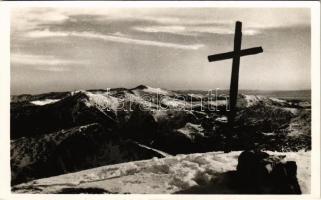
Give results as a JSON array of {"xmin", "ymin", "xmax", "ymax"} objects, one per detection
[{"xmin": 236, "ymin": 150, "xmax": 301, "ymax": 194}]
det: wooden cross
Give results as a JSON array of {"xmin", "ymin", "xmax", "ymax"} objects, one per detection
[{"xmin": 208, "ymin": 21, "xmax": 263, "ymax": 124}]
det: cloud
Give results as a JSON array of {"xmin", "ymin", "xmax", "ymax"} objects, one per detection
[
  {"xmin": 11, "ymin": 8, "xmax": 309, "ymax": 43},
  {"xmin": 11, "ymin": 8, "xmax": 69, "ymax": 33},
  {"xmin": 11, "ymin": 9, "xmax": 216, "ymax": 35},
  {"xmin": 121, "ymin": 15, "xmax": 228, "ymax": 26},
  {"xmin": 33, "ymin": 66, "xmax": 70, "ymax": 72},
  {"xmin": 133, "ymin": 25, "xmax": 261, "ymax": 36},
  {"xmin": 11, "ymin": 7, "xmax": 310, "ymax": 34},
  {"xmin": 11, "ymin": 53, "xmax": 85, "ymax": 71},
  {"xmin": 133, "ymin": 26, "xmax": 197, "ymax": 36},
  {"xmin": 25, "ymin": 29, "xmax": 204, "ymax": 50}
]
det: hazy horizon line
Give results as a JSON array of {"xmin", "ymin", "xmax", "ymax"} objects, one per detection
[{"xmin": 11, "ymin": 85, "xmax": 312, "ymax": 96}]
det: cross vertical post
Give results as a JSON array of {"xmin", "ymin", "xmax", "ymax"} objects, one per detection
[
  {"xmin": 229, "ymin": 21, "xmax": 242, "ymax": 124},
  {"xmin": 207, "ymin": 21, "xmax": 263, "ymax": 151}
]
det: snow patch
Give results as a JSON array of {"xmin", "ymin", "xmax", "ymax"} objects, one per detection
[
  {"xmin": 283, "ymin": 107, "xmax": 299, "ymax": 115},
  {"xmin": 132, "ymin": 85, "xmax": 170, "ymax": 96},
  {"xmin": 215, "ymin": 116, "xmax": 228, "ymax": 123},
  {"xmin": 243, "ymin": 95, "xmax": 265, "ymax": 107},
  {"xmin": 70, "ymin": 90, "xmax": 84, "ymax": 96},
  {"xmin": 269, "ymin": 97, "xmax": 286, "ymax": 103},
  {"xmin": 134, "ymin": 142, "xmax": 171, "ymax": 157},
  {"xmin": 262, "ymin": 132, "xmax": 276, "ymax": 136},
  {"xmin": 143, "ymin": 86, "xmax": 169, "ymax": 95},
  {"xmin": 207, "ymin": 100, "xmax": 228, "ymax": 107},
  {"xmin": 187, "ymin": 93, "xmax": 204, "ymax": 99},
  {"xmin": 177, "ymin": 123, "xmax": 205, "ymax": 139},
  {"xmin": 30, "ymin": 99, "xmax": 60, "ymax": 105},
  {"xmin": 124, "ymin": 92, "xmax": 158, "ymax": 109},
  {"xmin": 160, "ymin": 97, "xmax": 187, "ymax": 109},
  {"xmin": 85, "ymin": 92, "xmax": 119, "ymax": 111}
]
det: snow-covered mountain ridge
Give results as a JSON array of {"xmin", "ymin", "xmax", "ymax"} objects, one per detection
[{"xmin": 10, "ymin": 85, "xmax": 311, "ymax": 192}]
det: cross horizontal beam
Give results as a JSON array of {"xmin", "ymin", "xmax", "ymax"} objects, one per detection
[{"xmin": 208, "ymin": 46, "xmax": 263, "ymax": 62}]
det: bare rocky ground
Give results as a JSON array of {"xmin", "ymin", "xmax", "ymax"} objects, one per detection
[{"xmin": 10, "ymin": 85, "xmax": 311, "ymax": 193}]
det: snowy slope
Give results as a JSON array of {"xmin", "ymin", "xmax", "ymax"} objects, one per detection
[
  {"xmin": 13, "ymin": 151, "xmax": 310, "ymax": 194},
  {"xmin": 84, "ymin": 91, "xmax": 119, "ymax": 111},
  {"xmin": 131, "ymin": 85, "xmax": 171, "ymax": 96}
]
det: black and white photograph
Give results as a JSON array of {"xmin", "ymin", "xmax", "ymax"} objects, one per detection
[{"xmin": 0, "ymin": 1, "xmax": 320, "ymax": 197}]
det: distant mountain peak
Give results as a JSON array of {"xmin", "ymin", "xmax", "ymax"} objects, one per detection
[
  {"xmin": 131, "ymin": 85, "xmax": 149, "ymax": 90},
  {"xmin": 130, "ymin": 85, "xmax": 171, "ymax": 96}
]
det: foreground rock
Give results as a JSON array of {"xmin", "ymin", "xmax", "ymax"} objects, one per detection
[
  {"xmin": 12, "ymin": 151, "xmax": 310, "ymax": 194},
  {"xmin": 236, "ymin": 150, "xmax": 301, "ymax": 194},
  {"xmin": 11, "ymin": 123, "xmax": 165, "ymax": 185}
]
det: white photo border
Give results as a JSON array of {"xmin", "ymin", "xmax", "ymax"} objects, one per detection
[{"xmin": 0, "ymin": 1, "xmax": 320, "ymax": 200}]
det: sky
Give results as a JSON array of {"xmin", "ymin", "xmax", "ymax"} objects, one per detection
[{"xmin": 11, "ymin": 7, "xmax": 311, "ymax": 94}]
